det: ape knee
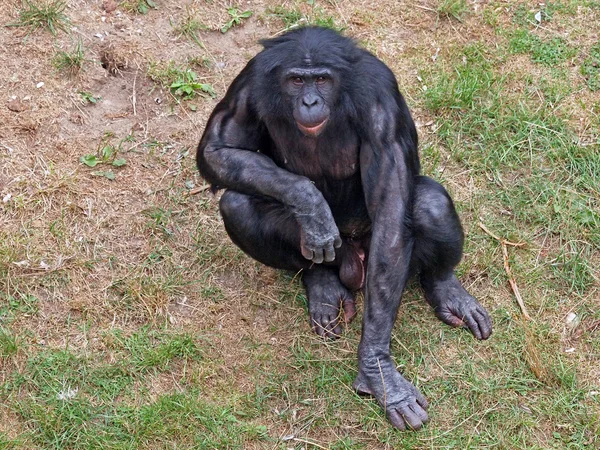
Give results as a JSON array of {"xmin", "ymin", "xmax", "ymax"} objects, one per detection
[
  {"xmin": 415, "ymin": 190, "xmax": 456, "ymax": 230},
  {"xmin": 219, "ymin": 190, "xmax": 250, "ymax": 223},
  {"xmin": 413, "ymin": 178, "xmax": 464, "ymax": 263}
]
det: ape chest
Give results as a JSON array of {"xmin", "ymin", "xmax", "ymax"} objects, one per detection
[
  {"xmin": 273, "ymin": 143, "xmax": 360, "ymax": 181},
  {"xmin": 282, "ymin": 157, "xmax": 359, "ymax": 181}
]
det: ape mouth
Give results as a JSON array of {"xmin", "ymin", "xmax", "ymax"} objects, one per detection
[{"xmin": 297, "ymin": 119, "xmax": 328, "ymax": 137}]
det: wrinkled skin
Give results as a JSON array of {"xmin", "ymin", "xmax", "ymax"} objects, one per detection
[{"xmin": 197, "ymin": 27, "xmax": 492, "ymax": 431}]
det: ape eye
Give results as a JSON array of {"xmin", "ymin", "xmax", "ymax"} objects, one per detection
[
  {"xmin": 291, "ymin": 77, "xmax": 303, "ymax": 86},
  {"xmin": 316, "ymin": 76, "xmax": 328, "ymax": 85}
]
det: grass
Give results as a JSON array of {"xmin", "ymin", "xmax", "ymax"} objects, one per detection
[
  {"xmin": 267, "ymin": 5, "xmax": 344, "ymax": 31},
  {"xmin": 1, "ymin": 330, "xmax": 267, "ymax": 448},
  {"xmin": 509, "ymin": 29, "xmax": 577, "ymax": 66},
  {"xmin": 220, "ymin": 8, "xmax": 253, "ymax": 34},
  {"xmin": 438, "ymin": 0, "xmax": 468, "ymax": 20},
  {"xmin": 9, "ymin": 0, "xmax": 70, "ymax": 36},
  {"xmin": 52, "ymin": 39, "xmax": 85, "ymax": 75},
  {"xmin": 121, "ymin": 0, "xmax": 157, "ymax": 15},
  {"xmin": 2, "ymin": 0, "xmax": 600, "ymax": 449},
  {"xmin": 147, "ymin": 61, "xmax": 216, "ymax": 101},
  {"xmin": 171, "ymin": 7, "xmax": 207, "ymax": 47},
  {"xmin": 581, "ymin": 42, "xmax": 600, "ymax": 90}
]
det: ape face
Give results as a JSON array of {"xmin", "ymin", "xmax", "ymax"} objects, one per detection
[{"xmin": 281, "ymin": 68, "xmax": 337, "ymax": 137}]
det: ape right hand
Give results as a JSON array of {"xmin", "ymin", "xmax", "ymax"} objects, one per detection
[{"xmin": 296, "ymin": 204, "xmax": 342, "ymax": 264}]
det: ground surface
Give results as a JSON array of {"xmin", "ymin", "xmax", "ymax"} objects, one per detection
[{"xmin": 1, "ymin": 0, "xmax": 599, "ymax": 449}]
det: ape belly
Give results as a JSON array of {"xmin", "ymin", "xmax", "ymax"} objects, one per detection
[{"xmin": 313, "ymin": 173, "xmax": 371, "ymax": 238}]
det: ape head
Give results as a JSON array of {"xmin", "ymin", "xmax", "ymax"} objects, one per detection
[{"xmin": 252, "ymin": 27, "xmax": 362, "ymax": 138}]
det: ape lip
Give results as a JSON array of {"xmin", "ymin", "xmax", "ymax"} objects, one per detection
[{"xmin": 297, "ymin": 119, "xmax": 328, "ymax": 136}]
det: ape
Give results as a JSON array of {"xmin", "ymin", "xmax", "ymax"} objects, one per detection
[{"xmin": 197, "ymin": 27, "xmax": 492, "ymax": 431}]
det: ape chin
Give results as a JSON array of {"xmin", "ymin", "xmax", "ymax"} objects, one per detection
[{"xmin": 196, "ymin": 26, "xmax": 492, "ymax": 432}]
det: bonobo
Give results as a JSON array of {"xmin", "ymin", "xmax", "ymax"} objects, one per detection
[{"xmin": 196, "ymin": 27, "xmax": 492, "ymax": 431}]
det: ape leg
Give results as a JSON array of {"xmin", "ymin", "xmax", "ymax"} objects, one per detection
[
  {"xmin": 219, "ymin": 190, "xmax": 358, "ymax": 336},
  {"xmin": 303, "ymin": 267, "xmax": 356, "ymax": 339},
  {"xmin": 411, "ymin": 177, "xmax": 492, "ymax": 340},
  {"xmin": 219, "ymin": 190, "xmax": 308, "ymax": 271}
]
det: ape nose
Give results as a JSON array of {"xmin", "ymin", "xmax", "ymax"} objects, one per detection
[{"xmin": 302, "ymin": 95, "xmax": 319, "ymax": 108}]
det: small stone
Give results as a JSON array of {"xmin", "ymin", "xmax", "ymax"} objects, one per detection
[
  {"xmin": 565, "ymin": 312, "xmax": 580, "ymax": 329},
  {"xmin": 2, "ymin": 193, "xmax": 11, "ymax": 202},
  {"xmin": 103, "ymin": 0, "xmax": 117, "ymax": 13},
  {"xmin": 36, "ymin": 82, "xmax": 44, "ymax": 89},
  {"xmin": 7, "ymin": 99, "xmax": 26, "ymax": 112}
]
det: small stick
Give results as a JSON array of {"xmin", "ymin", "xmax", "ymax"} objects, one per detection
[
  {"xmin": 132, "ymin": 70, "xmax": 138, "ymax": 116},
  {"xmin": 479, "ymin": 223, "xmax": 531, "ymax": 320},
  {"xmin": 415, "ymin": 4, "xmax": 437, "ymax": 12},
  {"xmin": 478, "ymin": 222, "xmax": 525, "ymax": 247},
  {"xmin": 189, "ymin": 185, "xmax": 210, "ymax": 195},
  {"xmin": 291, "ymin": 437, "xmax": 329, "ymax": 450}
]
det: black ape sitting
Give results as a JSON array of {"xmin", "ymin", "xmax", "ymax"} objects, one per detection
[{"xmin": 197, "ymin": 27, "xmax": 492, "ymax": 431}]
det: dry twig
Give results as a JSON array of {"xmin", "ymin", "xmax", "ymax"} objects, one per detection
[{"xmin": 479, "ymin": 222, "xmax": 531, "ymax": 320}]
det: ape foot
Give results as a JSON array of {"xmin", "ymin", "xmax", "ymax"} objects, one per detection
[
  {"xmin": 303, "ymin": 268, "xmax": 356, "ymax": 339},
  {"xmin": 353, "ymin": 356, "xmax": 429, "ymax": 431},
  {"xmin": 338, "ymin": 241, "xmax": 365, "ymax": 291},
  {"xmin": 422, "ymin": 274, "xmax": 492, "ymax": 340}
]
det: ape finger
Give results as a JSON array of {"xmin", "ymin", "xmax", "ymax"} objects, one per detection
[
  {"xmin": 312, "ymin": 314, "xmax": 325, "ymax": 337},
  {"xmin": 397, "ymin": 404, "xmax": 425, "ymax": 430},
  {"xmin": 331, "ymin": 320, "xmax": 342, "ymax": 337},
  {"xmin": 477, "ymin": 306, "xmax": 493, "ymax": 332},
  {"xmin": 474, "ymin": 309, "xmax": 492, "ymax": 340},
  {"xmin": 334, "ymin": 236, "xmax": 342, "ymax": 248},
  {"xmin": 387, "ymin": 410, "xmax": 407, "ymax": 431},
  {"xmin": 342, "ymin": 298, "xmax": 356, "ymax": 323},
  {"xmin": 324, "ymin": 314, "xmax": 338, "ymax": 339},
  {"xmin": 416, "ymin": 391, "xmax": 429, "ymax": 409},
  {"xmin": 301, "ymin": 246, "xmax": 314, "ymax": 261},
  {"xmin": 323, "ymin": 244, "xmax": 336, "ymax": 263},
  {"xmin": 312, "ymin": 249, "xmax": 324, "ymax": 264},
  {"xmin": 409, "ymin": 403, "xmax": 429, "ymax": 423},
  {"xmin": 463, "ymin": 313, "xmax": 483, "ymax": 340},
  {"xmin": 438, "ymin": 310, "xmax": 463, "ymax": 328}
]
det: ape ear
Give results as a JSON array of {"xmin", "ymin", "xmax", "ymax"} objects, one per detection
[
  {"xmin": 255, "ymin": 38, "xmax": 293, "ymax": 74},
  {"xmin": 258, "ymin": 36, "xmax": 288, "ymax": 50}
]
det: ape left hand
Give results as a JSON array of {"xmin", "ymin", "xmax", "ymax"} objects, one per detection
[{"xmin": 295, "ymin": 200, "xmax": 342, "ymax": 264}]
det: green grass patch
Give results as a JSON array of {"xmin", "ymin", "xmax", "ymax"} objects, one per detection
[
  {"xmin": 52, "ymin": 39, "xmax": 86, "ymax": 76},
  {"xmin": 9, "ymin": 0, "xmax": 70, "ymax": 36},
  {"xmin": 0, "ymin": 329, "xmax": 268, "ymax": 449},
  {"xmin": 509, "ymin": 29, "xmax": 577, "ymax": 66},
  {"xmin": 438, "ymin": 0, "xmax": 468, "ymax": 20},
  {"xmin": 421, "ymin": 36, "xmax": 599, "ymax": 298},
  {"xmin": 171, "ymin": 8, "xmax": 207, "ymax": 47},
  {"xmin": 267, "ymin": 6, "xmax": 344, "ymax": 31},
  {"xmin": 0, "ymin": 327, "xmax": 20, "ymax": 359},
  {"xmin": 581, "ymin": 42, "xmax": 600, "ymax": 90},
  {"xmin": 121, "ymin": 0, "xmax": 156, "ymax": 15},
  {"xmin": 147, "ymin": 61, "xmax": 216, "ymax": 100},
  {"xmin": 221, "ymin": 8, "xmax": 253, "ymax": 34}
]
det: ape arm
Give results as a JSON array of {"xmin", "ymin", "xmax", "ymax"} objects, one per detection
[
  {"xmin": 359, "ymin": 107, "xmax": 414, "ymax": 352},
  {"xmin": 197, "ymin": 71, "xmax": 341, "ymax": 263},
  {"xmin": 355, "ymin": 99, "xmax": 429, "ymax": 431}
]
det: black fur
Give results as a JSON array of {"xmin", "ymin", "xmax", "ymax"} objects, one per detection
[{"xmin": 197, "ymin": 27, "xmax": 492, "ymax": 431}]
